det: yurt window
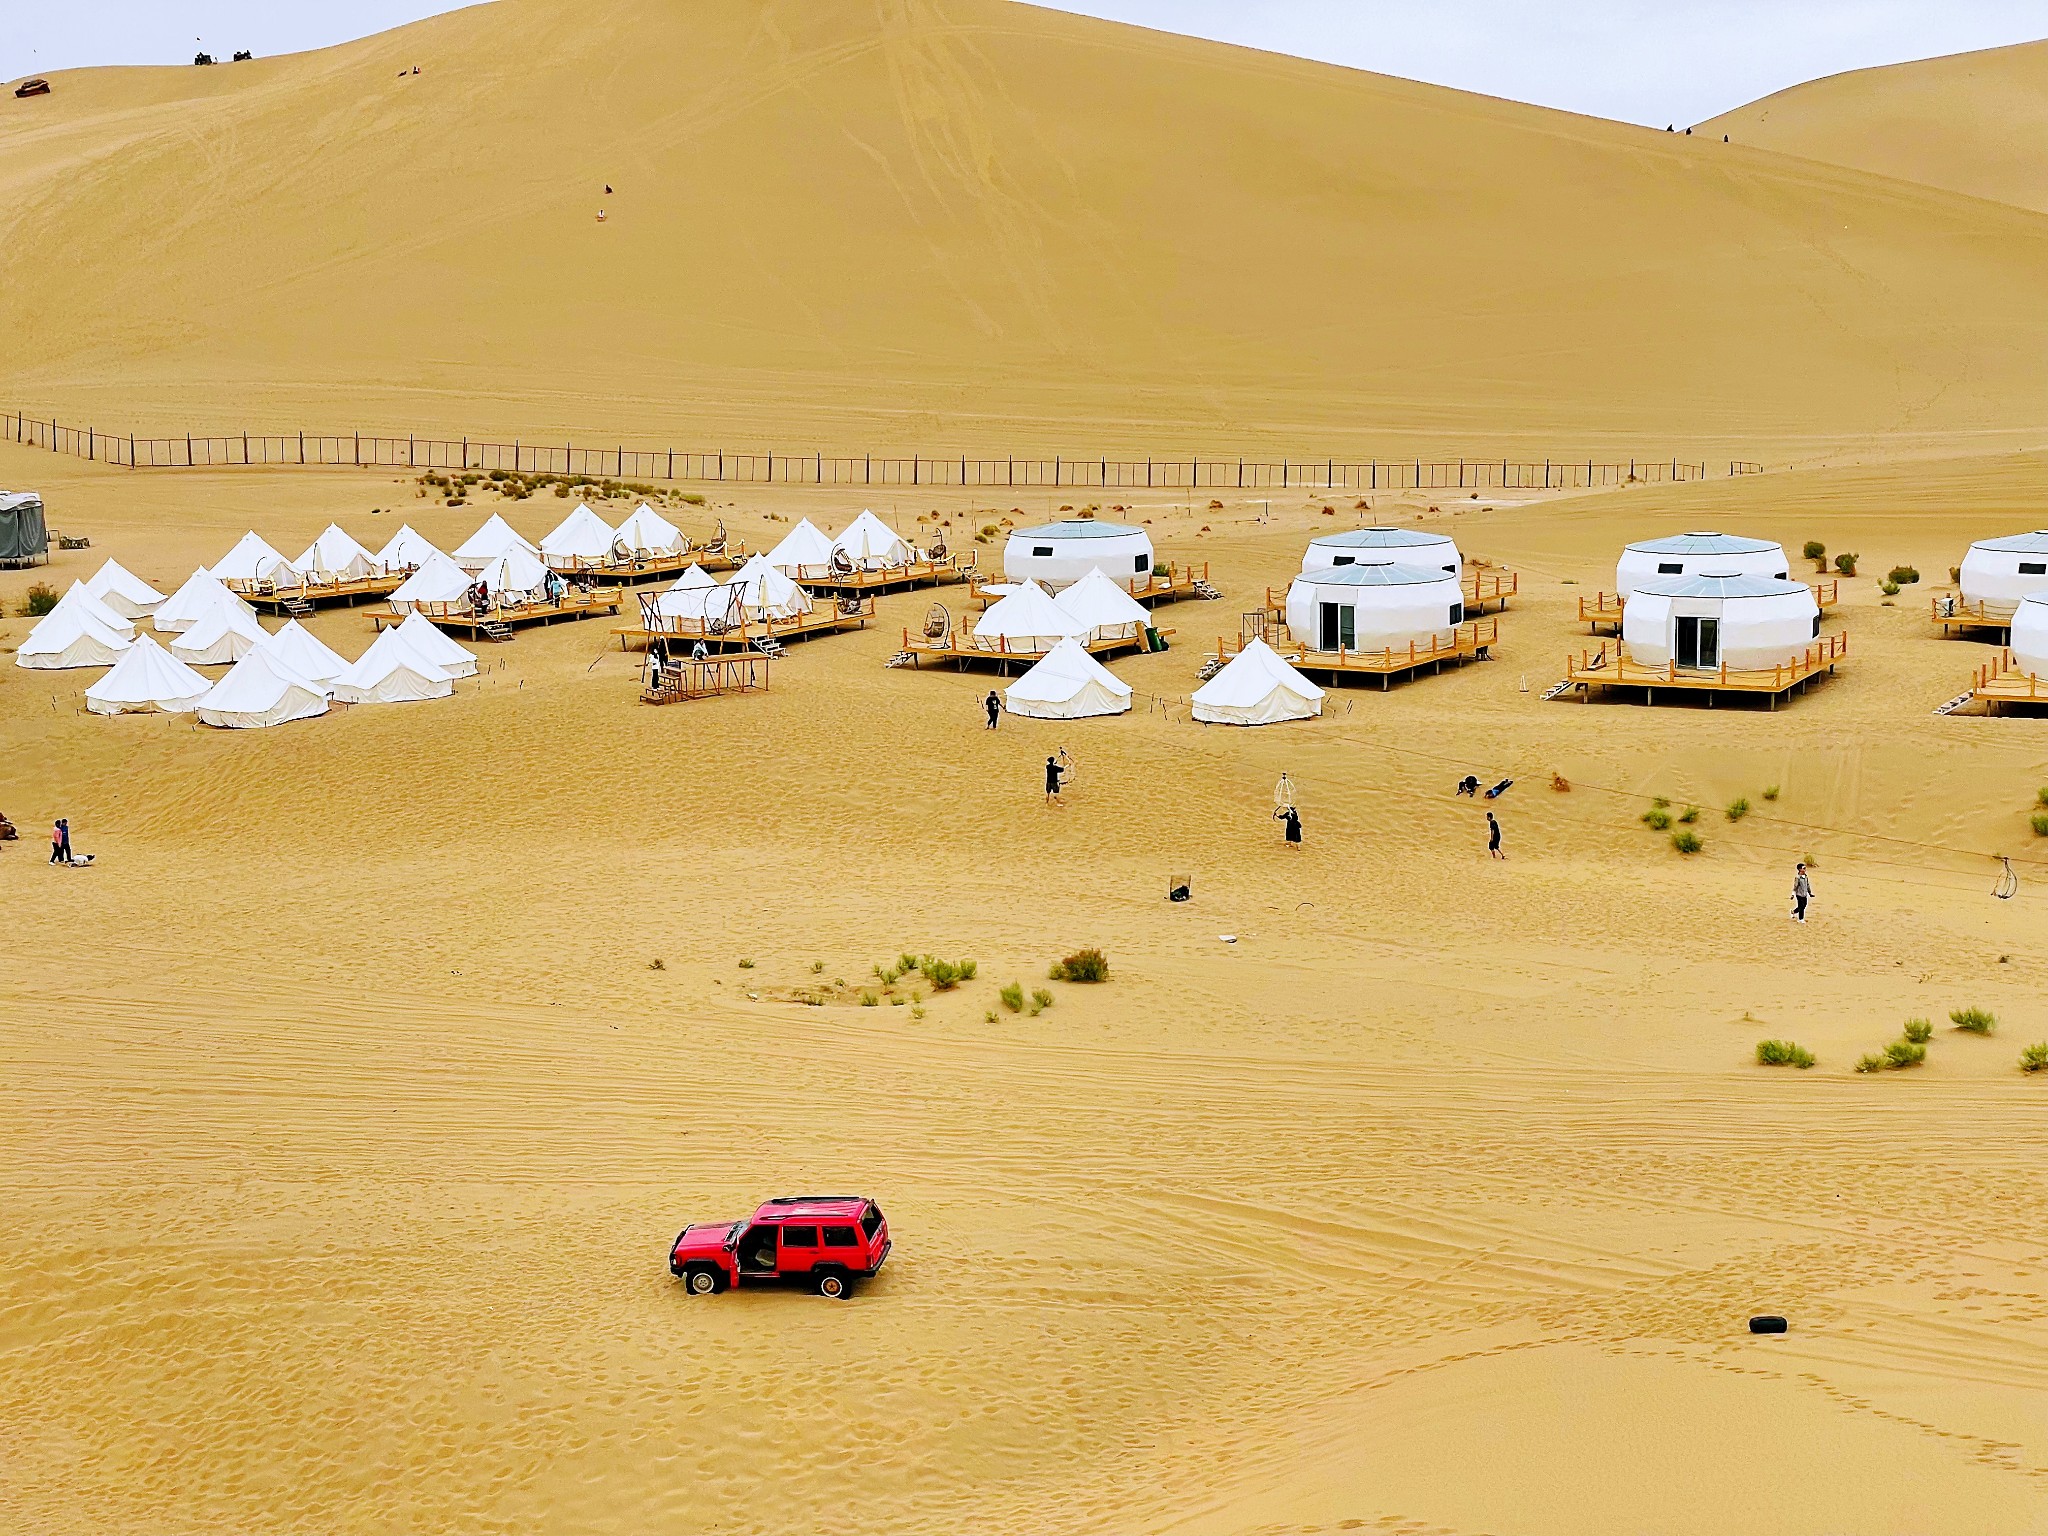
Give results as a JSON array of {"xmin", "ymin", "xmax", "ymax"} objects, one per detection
[
  {"xmin": 2022, "ymin": 562, "xmax": 2047, "ymax": 576},
  {"xmin": 1133, "ymin": 554, "xmax": 1148, "ymax": 573},
  {"xmin": 1317, "ymin": 602, "xmax": 1355, "ymax": 651},
  {"xmin": 1332, "ymin": 555, "xmax": 1356, "ymax": 567},
  {"xmin": 1449, "ymin": 601, "xmax": 1465, "ymax": 626},
  {"xmin": 1675, "ymin": 615, "xmax": 1719, "ymax": 669},
  {"xmin": 1658, "ymin": 562, "xmax": 1683, "ymax": 574},
  {"xmin": 1033, "ymin": 545, "xmax": 1053, "ymax": 557},
  {"xmin": 1812, "ymin": 614, "xmax": 1822, "ymax": 637}
]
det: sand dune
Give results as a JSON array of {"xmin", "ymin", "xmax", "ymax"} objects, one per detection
[
  {"xmin": 3, "ymin": 0, "xmax": 2048, "ymax": 458},
  {"xmin": 1707, "ymin": 39, "xmax": 2048, "ymax": 215}
]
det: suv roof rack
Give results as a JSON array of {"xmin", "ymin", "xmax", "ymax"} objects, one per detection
[{"xmin": 763, "ymin": 1194, "xmax": 864, "ymax": 1205}]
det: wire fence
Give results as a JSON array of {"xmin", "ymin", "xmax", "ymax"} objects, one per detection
[{"xmin": 3, "ymin": 409, "xmax": 1765, "ymax": 492}]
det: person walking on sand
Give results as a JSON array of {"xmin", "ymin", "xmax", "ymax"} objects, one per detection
[
  {"xmin": 984, "ymin": 690, "xmax": 1001, "ymax": 730},
  {"xmin": 1790, "ymin": 862, "xmax": 1814, "ymax": 923},
  {"xmin": 1486, "ymin": 810, "xmax": 1504, "ymax": 860},
  {"xmin": 59, "ymin": 818, "xmax": 72, "ymax": 863},
  {"xmin": 50, "ymin": 819, "xmax": 65, "ymax": 866},
  {"xmin": 1274, "ymin": 803, "xmax": 1302, "ymax": 848},
  {"xmin": 1044, "ymin": 754, "xmax": 1066, "ymax": 806}
]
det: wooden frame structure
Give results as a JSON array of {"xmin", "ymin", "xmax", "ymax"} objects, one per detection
[
  {"xmin": 803, "ymin": 551, "xmax": 978, "ymax": 595},
  {"xmin": 1557, "ymin": 633, "xmax": 1848, "ymax": 706},
  {"xmin": 640, "ymin": 654, "xmax": 770, "ymax": 704},
  {"xmin": 1215, "ymin": 614, "xmax": 1499, "ymax": 688},
  {"xmin": 972, "ymin": 560, "xmax": 1213, "ymax": 609},
  {"xmin": 1959, "ymin": 649, "xmax": 2048, "ymax": 713},
  {"xmin": 894, "ymin": 624, "xmax": 1158, "ymax": 672},
  {"xmin": 376, "ymin": 588, "xmax": 621, "ymax": 637},
  {"xmin": 616, "ymin": 594, "xmax": 874, "ymax": 654},
  {"xmin": 1579, "ymin": 579, "xmax": 1839, "ymax": 634},
  {"xmin": 1929, "ymin": 592, "xmax": 2021, "ymax": 640},
  {"xmin": 240, "ymin": 573, "xmax": 404, "ymax": 613}
]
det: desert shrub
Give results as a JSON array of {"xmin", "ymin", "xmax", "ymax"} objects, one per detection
[
  {"xmin": 1762, "ymin": 785, "xmax": 1780, "ymax": 801},
  {"xmin": 1671, "ymin": 830, "xmax": 1703, "ymax": 855},
  {"xmin": 890, "ymin": 995, "xmax": 906, "ymax": 1007},
  {"xmin": 1652, "ymin": 796, "xmax": 1671, "ymax": 810},
  {"xmin": 1902, "ymin": 1018, "xmax": 1932, "ymax": 1044},
  {"xmin": 737, "ymin": 957, "xmax": 754, "ymax": 969},
  {"xmin": 1854, "ymin": 1053, "xmax": 1884, "ymax": 1074},
  {"xmin": 2020, "ymin": 1043, "xmax": 2048, "ymax": 1074},
  {"xmin": 20, "ymin": 581, "xmax": 58, "ymax": 617},
  {"xmin": 914, "ymin": 955, "xmax": 975, "ymax": 990},
  {"xmin": 1031, "ymin": 988, "xmax": 1054, "ymax": 1011},
  {"xmin": 1802, "ymin": 540, "xmax": 1825, "ymax": 562},
  {"xmin": 679, "ymin": 492, "xmax": 706, "ymax": 506},
  {"xmin": 2036, "ymin": 786, "xmax": 2048, "ymax": 808},
  {"xmin": 983, "ymin": 1010, "xmax": 998, "ymax": 1023},
  {"xmin": 1679, "ymin": 805, "xmax": 1701, "ymax": 824},
  {"xmin": 1887, "ymin": 566, "xmax": 1919, "ymax": 585},
  {"xmin": 2030, "ymin": 813, "xmax": 2048, "ymax": 838},
  {"xmin": 1949, "ymin": 1007, "xmax": 1995, "ymax": 1035},
  {"xmin": 1050, "ymin": 948, "xmax": 1109, "ymax": 983},
  {"xmin": 1642, "ymin": 808, "xmax": 1672, "ymax": 831},
  {"xmin": 1883, "ymin": 1040, "xmax": 1927, "ymax": 1069},
  {"xmin": 811, "ymin": 960, "xmax": 825, "ymax": 974},
  {"xmin": 648, "ymin": 957, "xmax": 665, "ymax": 971},
  {"xmin": 999, "ymin": 981, "xmax": 1025, "ymax": 1013},
  {"xmin": 1756, "ymin": 1039, "xmax": 1816, "ymax": 1068},
  {"xmin": 1726, "ymin": 798, "xmax": 1751, "ymax": 822},
  {"xmin": 859, "ymin": 991, "xmax": 878, "ymax": 1007},
  {"xmin": 1834, "ymin": 552, "xmax": 1858, "ymax": 576},
  {"xmin": 1880, "ymin": 580, "xmax": 1900, "ymax": 597}
]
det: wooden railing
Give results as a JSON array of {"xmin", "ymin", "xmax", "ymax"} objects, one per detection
[
  {"xmin": 1222, "ymin": 615, "xmax": 1499, "ymax": 673},
  {"xmin": 1566, "ymin": 632, "xmax": 1848, "ymax": 692}
]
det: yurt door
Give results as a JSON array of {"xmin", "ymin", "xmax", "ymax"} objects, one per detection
[
  {"xmin": 1318, "ymin": 602, "xmax": 1355, "ymax": 651},
  {"xmin": 1675, "ymin": 615, "xmax": 1720, "ymax": 669}
]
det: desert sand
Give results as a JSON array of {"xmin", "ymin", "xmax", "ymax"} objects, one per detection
[{"xmin": 4, "ymin": 3, "xmax": 2048, "ymax": 1533}]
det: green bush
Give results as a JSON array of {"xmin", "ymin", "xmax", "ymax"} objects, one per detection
[
  {"xmin": 984, "ymin": 1009, "xmax": 998, "ymax": 1023},
  {"xmin": 737, "ymin": 958, "xmax": 754, "ymax": 969},
  {"xmin": 1902, "ymin": 1018, "xmax": 1932, "ymax": 1044},
  {"xmin": 1031, "ymin": 988, "xmax": 1054, "ymax": 1011},
  {"xmin": 2037, "ymin": 786, "xmax": 2048, "ymax": 808},
  {"xmin": 1854, "ymin": 1052, "xmax": 1885, "ymax": 1074},
  {"xmin": 1762, "ymin": 785, "xmax": 1780, "ymax": 801},
  {"xmin": 1652, "ymin": 796, "xmax": 1671, "ymax": 810},
  {"xmin": 999, "ymin": 982, "xmax": 1025, "ymax": 1013},
  {"xmin": 1880, "ymin": 580, "xmax": 1900, "ymax": 597},
  {"xmin": 1671, "ymin": 830, "xmax": 1703, "ymax": 855},
  {"xmin": 1642, "ymin": 808, "xmax": 1672, "ymax": 831},
  {"xmin": 1883, "ymin": 1040, "xmax": 1927, "ymax": 1069},
  {"xmin": 915, "ymin": 955, "xmax": 975, "ymax": 991},
  {"xmin": 1756, "ymin": 1039, "xmax": 1816, "ymax": 1068},
  {"xmin": 1051, "ymin": 948, "xmax": 1109, "ymax": 983},
  {"xmin": 1949, "ymin": 1007, "xmax": 1995, "ymax": 1035},
  {"xmin": 2030, "ymin": 813, "xmax": 2048, "ymax": 838},
  {"xmin": 2020, "ymin": 1043, "xmax": 2048, "ymax": 1074},
  {"xmin": 1726, "ymin": 798, "xmax": 1751, "ymax": 822},
  {"xmin": 1678, "ymin": 805, "xmax": 1700, "ymax": 824},
  {"xmin": 859, "ymin": 991, "xmax": 879, "ymax": 1007},
  {"xmin": 1887, "ymin": 566, "xmax": 1919, "ymax": 585},
  {"xmin": 1802, "ymin": 540, "xmax": 1826, "ymax": 562},
  {"xmin": 1834, "ymin": 552, "xmax": 1859, "ymax": 576},
  {"xmin": 20, "ymin": 581, "xmax": 58, "ymax": 617}
]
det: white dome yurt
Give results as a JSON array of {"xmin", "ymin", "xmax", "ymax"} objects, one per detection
[
  {"xmin": 1616, "ymin": 532, "xmax": 1789, "ymax": 599},
  {"xmin": 1959, "ymin": 531, "xmax": 2048, "ymax": 607},
  {"xmin": 394, "ymin": 613, "xmax": 478, "ymax": 678},
  {"xmin": 16, "ymin": 602, "xmax": 133, "ymax": 670},
  {"xmin": 85, "ymin": 634, "xmax": 212, "ymax": 714},
  {"xmin": 255, "ymin": 619, "xmax": 351, "ymax": 687},
  {"xmin": 615, "ymin": 504, "xmax": 682, "ymax": 556},
  {"xmin": 1004, "ymin": 638, "xmax": 1133, "ymax": 720},
  {"xmin": 765, "ymin": 518, "xmax": 838, "ymax": 579},
  {"xmin": 330, "ymin": 627, "xmax": 455, "ymax": 705},
  {"xmin": 375, "ymin": 524, "xmax": 441, "ymax": 575},
  {"xmin": 833, "ymin": 510, "xmax": 912, "ymax": 569},
  {"xmin": 154, "ymin": 571, "xmax": 255, "ymax": 634},
  {"xmin": 1193, "ymin": 639, "xmax": 1324, "ymax": 725},
  {"xmin": 974, "ymin": 579, "xmax": 1088, "ymax": 654},
  {"xmin": 211, "ymin": 531, "xmax": 294, "ymax": 588},
  {"xmin": 540, "ymin": 505, "xmax": 616, "ymax": 569},
  {"xmin": 1621, "ymin": 575, "xmax": 1821, "ymax": 672},
  {"xmin": 1053, "ymin": 568, "xmax": 1151, "ymax": 645},
  {"xmin": 2011, "ymin": 593, "xmax": 2048, "ymax": 678},
  {"xmin": 452, "ymin": 513, "xmax": 538, "ymax": 571},
  {"xmin": 170, "ymin": 600, "xmax": 270, "ymax": 666},
  {"xmin": 83, "ymin": 559, "xmax": 166, "ymax": 619},
  {"xmin": 195, "ymin": 648, "xmax": 330, "ymax": 730},
  {"xmin": 1303, "ymin": 527, "xmax": 1459, "ymax": 576},
  {"xmin": 289, "ymin": 525, "xmax": 377, "ymax": 584},
  {"xmin": 1002, "ymin": 520, "xmax": 1154, "ymax": 588},
  {"xmin": 1283, "ymin": 562, "xmax": 1465, "ymax": 653}
]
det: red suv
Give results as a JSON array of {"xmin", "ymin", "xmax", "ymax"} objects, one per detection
[{"xmin": 670, "ymin": 1195, "xmax": 890, "ymax": 1300}]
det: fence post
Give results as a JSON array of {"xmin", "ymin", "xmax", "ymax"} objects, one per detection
[
  {"xmin": 186, "ymin": 434, "xmax": 193, "ymax": 467},
  {"xmin": 1055, "ymin": 455, "xmax": 1061, "ymax": 487},
  {"xmin": 867, "ymin": 453, "xmax": 872, "ymax": 485}
]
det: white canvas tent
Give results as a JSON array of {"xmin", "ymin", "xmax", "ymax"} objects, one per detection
[
  {"xmin": 452, "ymin": 513, "xmax": 539, "ymax": 571},
  {"xmin": 973, "ymin": 579, "xmax": 1087, "ymax": 653},
  {"xmin": 654, "ymin": 563, "xmax": 721, "ymax": 620},
  {"xmin": 85, "ymin": 634, "xmax": 212, "ymax": 714},
  {"xmin": 83, "ymin": 559, "xmax": 167, "ymax": 619},
  {"xmin": 473, "ymin": 544, "xmax": 550, "ymax": 601},
  {"xmin": 16, "ymin": 602, "xmax": 133, "ymax": 670},
  {"xmin": 195, "ymin": 648, "xmax": 330, "ymax": 730},
  {"xmin": 289, "ymin": 525, "xmax": 377, "ymax": 584},
  {"xmin": 255, "ymin": 619, "xmax": 352, "ymax": 686},
  {"xmin": 1053, "ymin": 568, "xmax": 1151, "ymax": 644},
  {"xmin": 1621, "ymin": 574, "xmax": 1820, "ymax": 672},
  {"xmin": 210, "ymin": 531, "xmax": 294, "ymax": 588},
  {"xmin": 540, "ymin": 504, "xmax": 617, "ymax": 568},
  {"xmin": 1959, "ymin": 531, "xmax": 2048, "ymax": 607},
  {"xmin": 154, "ymin": 571, "xmax": 255, "ymax": 634},
  {"xmin": 395, "ymin": 613, "xmax": 478, "ymax": 678},
  {"xmin": 615, "ymin": 504, "xmax": 682, "ymax": 556},
  {"xmin": 724, "ymin": 555, "xmax": 814, "ymax": 622},
  {"xmin": 388, "ymin": 551, "xmax": 474, "ymax": 614},
  {"xmin": 169, "ymin": 601, "xmax": 269, "ymax": 666},
  {"xmin": 1004, "ymin": 638, "xmax": 1134, "ymax": 719},
  {"xmin": 1192, "ymin": 638, "xmax": 1325, "ymax": 725},
  {"xmin": 51, "ymin": 581, "xmax": 137, "ymax": 638},
  {"xmin": 374, "ymin": 524, "xmax": 441, "ymax": 574},
  {"xmin": 833, "ymin": 510, "xmax": 912, "ymax": 569},
  {"xmin": 1616, "ymin": 532, "xmax": 1788, "ymax": 599},
  {"xmin": 766, "ymin": 518, "xmax": 838, "ymax": 579},
  {"xmin": 330, "ymin": 626, "xmax": 455, "ymax": 705}
]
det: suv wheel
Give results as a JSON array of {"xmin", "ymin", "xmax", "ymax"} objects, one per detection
[
  {"xmin": 815, "ymin": 1270, "xmax": 850, "ymax": 1300},
  {"xmin": 685, "ymin": 1265, "xmax": 720, "ymax": 1296}
]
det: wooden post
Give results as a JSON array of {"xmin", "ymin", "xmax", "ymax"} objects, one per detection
[{"xmin": 186, "ymin": 434, "xmax": 194, "ymax": 467}]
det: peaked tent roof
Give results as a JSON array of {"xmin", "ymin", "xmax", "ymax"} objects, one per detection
[
  {"xmin": 725, "ymin": 554, "xmax": 813, "ymax": 619},
  {"xmin": 210, "ymin": 531, "xmax": 293, "ymax": 584},
  {"xmin": 290, "ymin": 524, "xmax": 377, "ymax": 581},
  {"xmin": 330, "ymin": 626, "xmax": 455, "ymax": 705},
  {"xmin": 195, "ymin": 647, "xmax": 330, "ymax": 729},
  {"xmin": 390, "ymin": 551, "xmax": 473, "ymax": 606},
  {"xmin": 85, "ymin": 634, "xmax": 213, "ymax": 714},
  {"xmin": 974, "ymin": 578, "xmax": 1088, "ymax": 648},
  {"xmin": 1004, "ymin": 637, "xmax": 1134, "ymax": 719},
  {"xmin": 474, "ymin": 544, "xmax": 550, "ymax": 595},
  {"xmin": 256, "ymin": 618, "xmax": 353, "ymax": 685},
  {"xmin": 169, "ymin": 599, "xmax": 270, "ymax": 665},
  {"xmin": 669, "ymin": 563, "xmax": 716, "ymax": 590},
  {"xmin": 395, "ymin": 612, "xmax": 479, "ymax": 678},
  {"xmin": 1053, "ymin": 567, "xmax": 1152, "ymax": 632},
  {"xmin": 83, "ymin": 558, "xmax": 167, "ymax": 617},
  {"xmin": 154, "ymin": 570, "xmax": 256, "ymax": 633},
  {"xmin": 832, "ymin": 510, "xmax": 912, "ymax": 566},
  {"xmin": 52, "ymin": 580, "xmax": 137, "ymax": 637},
  {"xmin": 766, "ymin": 518, "xmax": 838, "ymax": 572},
  {"xmin": 615, "ymin": 504, "xmax": 682, "ymax": 554},
  {"xmin": 16, "ymin": 600, "xmax": 134, "ymax": 670},
  {"xmin": 452, "ymin": 513, "xmax": 539, "ymax": 566},
  {"xmin": 374, "ymin": 524, "xmax": 442, "ymax": 571},
  {"xmin": 540, "ymin": 504, "xmax": 617, "ymax": 562},
  {"xmin": 1191, "ymin": 638, "xmax": 1325, "ymax": 725}
]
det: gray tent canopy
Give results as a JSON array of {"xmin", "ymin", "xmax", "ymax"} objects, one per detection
[{"xmin": 0, "ymin": 493, "xmax": 48, "ymax": 566}]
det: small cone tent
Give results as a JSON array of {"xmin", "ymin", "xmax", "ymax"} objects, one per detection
[
  {"xmin": 1004, "ymin": 637, "xmax": 1134, "ymax": 719},
  {"xmin": 1053, "ymin": 567, "xmax": 1151, "ymax": 643},
  {"xmin": 540, "ymin": 504, "xmax": 617, "ymax": 568},
  {"xmin": 16, "ymin": 602, "xmax": 133, "ymax": 670},
  {"xmin": 974, "ymin": 579, "xmax": 1088, "ymax": 654},
  {"xmin": 766, "ymin": 518, "xmax": 838, "ymax": 578},
  {"xmin": 85, "ymin": 634, "xmax": 212, "ymax": 714},
  {"xmin": 615, "ymin": 504, "xmax": 682, "ymax": 555},
  {"xmin": 289, "ymin": 524, "xmax": 377, "ymax": 583},
  {"xmin": 374, "ymin": 524, "xmax": 441, "ymax": 574},
  {"xmin": 1192, "ymin": 639, "xmax": 1324, "ymax": 725},
  {"xmin": 396, "ymin": 613, "xmax": 478, "ymax": 678},
  {"xmin": 195, "ymin": 648, "xmax": 330, "ymax": 729},
  {"xmin": 330, "ymin": 626, "xmax": 455, "ymax": 705},
  {"xmin": 655, "ymin": 563, "xmax": 720, "ymax": 620},
  {"xmin": 255, "ymin": 619, "xmax": 352, "ymax": 686},
  {"xmin": 474, "ymin": 544, "xmax": 550, "ymax": 600},
  {"xmin": 51, "ymin": 580, "xmax": 137, "ymax": 638},
  {"xmin": 154, "ymin": 571, "xmax": 255, "ymax": 633},
  {"xmin": 210, "ymin": 531, "xmax": 293, "ymax": 587},
  {"xmin": 170, "ymin": 601, "xmax": 269, "ymax": 666},
  {"xmin": 452, "ymin": 513, "xmax": 539, "ymax": 571},
  {"xmin": 725, "ymin": 555, "xmax": 813, "ymax": 621},
  {"xmin": 389, "ymin": 551, "xmax": 473, "ymax": 613},
  {"xmin": 832, "ymin": 510, "xmax": 912, "ymax": 568},
  {"xmin": 84, "ymin": 559, "xmax": 167, "ymax": 619},
  {"xmin": 670, "ymin": 564, "xmax": 716, "ymax": 590}
]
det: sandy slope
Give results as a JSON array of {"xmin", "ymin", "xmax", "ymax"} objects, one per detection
[
  {"xmin": 3, "ymin": 439, "xmax": 2047, "ymax": 1533},
  {"xmin": 3, "ymin": 0, "xmax": 2048, "ymax": 459},
  {"xmin": 1707, "ymin": 40, "xmax": 2048, "ymax": 216}
]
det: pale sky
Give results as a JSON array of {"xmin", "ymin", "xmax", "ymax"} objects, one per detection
[{"xmin": 8, "ymin": 2, "xmax": 2045, "ymax": 127}]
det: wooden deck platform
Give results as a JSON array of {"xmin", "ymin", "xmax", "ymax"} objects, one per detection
[
  {"xmin": 894, "ymin": 626, "xmax": 1161, "ymax": 672},
  {"xmin": 615, "ymin": 597, "xmax": 874, "ymax": 653},
  {"xmin": 972, "ymin": 561, "xmax": 1215, "ymax": 609},
  {"xmin": 806, "ymin": 555, "xmax": 978, "ymax": 595},
  {"xmin": 239, "ymin": 574, "xmax": 405, "ymax": 612},
  {"xmin": 1579, "ymin": 579, "xmax": 1841, "ymax": 633},
  {"xmin": 378, "ymin": 589, "xmax": 621, "ymax": 637},
  {"xmin": 640, "ymin": 654, "xmax": 770, "ymax": 704},
  {"xmin": 1959, "ymin": 650, "xmax": 2048, "ymax": 713},
  {"xmin": 1929, "ymin": 593, "xmax": 2020, "ymax": 639},
  {"xmin": 1216, "ymin": 616, "xmax": 1499, "ymax": 688},
  {"xmin": 1556, "ymin": 634, "xmax": 1848, "ymax": 706},
  {"xmin": 554, "ymin": 546, "xmax": 746, "ymax": 585},
  {"xmin": 1254, "ymin": 568, "xmax": 1516, "ymax": 627}
]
